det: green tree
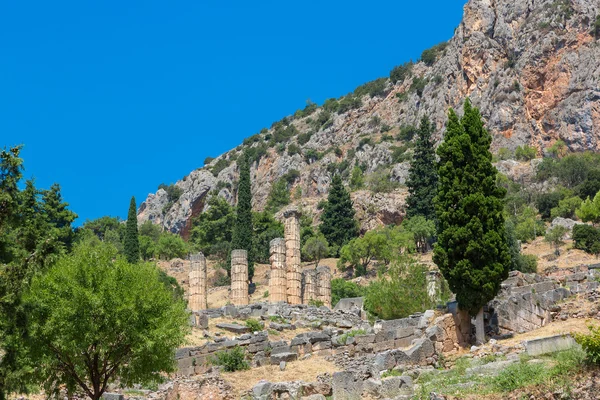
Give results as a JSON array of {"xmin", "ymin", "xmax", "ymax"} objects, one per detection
[
  {"xmin": 406, "ymin": 116, "xmax": 438, "ymax": 220},
  {"xmin": 231, "ymin": 154, "xmax": 255, "ymax": 280},
  {"xmin": 41, "ymin": 183, "xmax": 78, "ymax": 249},
  {"xmin": 338, "ymin": 226, "xmax": 413, "ymax": 276},
  {"xmin": 190, "ymin": 196, "xmax": 235, "ymax": 256},
  {"xmin": 156, "ymin": 232, "xmax": 188, "ymax": 260},
  {"xmin": 331, "ymin": 278, "xmax": 365, "ymax": 307},
  {"xmin": 266, "ymin": 178, "xmax": 290, "ymax": 213},
  {"xmin": 349, "ymin": 166, "xmax": 365, "ymax": 190},
  {"xmin": 545, "ymin": 225, "xmax": 569, "ymax": 256},
  {"xmin": 23, "ymin": 241, "xmax": 188, "ymax": 400},
  {"xmin": 402, "ymin": 216, "xmax": 436, "ymax": 253},
  {"xmin": 550, "ymin": 195, "xmax": 582, "ymax": 219},
  {"xmin": 252, "ymin": 211, "xmax": 284, "ymax": 263},
  {"xmin": 515, "ymin": 145, "xmax": 537, "ymax": 161},
  {"xmin": 576, "ymin": 191, "xmax": 600, "ymax": 226},
  {"xmin": 433, "ymin": 100, "xmax": 510, "ymax": 342},
  {"xmin": 364, "ymin": 256, "xmax": 434, "ymax": 320},
  {"xmin": 320, "ymin": 174, "xmax": 359, "ymax": 254},
  {"xmin": 79, "ymin": 216, "xmax": 123, "ymax": 242},
  {"xmin": 302, "ymin": 234, "xmax": 330, "ymax": 266},
  {"xmin": 124, "ymin": 196, "xmax": 140, "ymax": 263}
]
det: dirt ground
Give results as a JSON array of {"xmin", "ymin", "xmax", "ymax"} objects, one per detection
[
  {"xmin": 521, "ymin": 237, "xmax": 598, "ymax": 271},
  {"xmin": 222, "ymin": 356, "xmax": 339, "ymax": 397}
]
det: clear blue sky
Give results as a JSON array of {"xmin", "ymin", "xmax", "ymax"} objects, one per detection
[{"xmin": 2, "ymin": 1, "xmax": 466, "ymax": 225}]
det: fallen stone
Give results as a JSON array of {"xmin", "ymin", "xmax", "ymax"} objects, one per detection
[
  {"xmin": 270, "ymin": 352, "xmax": 298, "ymax": 364},
  {"xmin": 280, "ymin": 361, "xmax": 286, "ymax": 371},
  {"xmin": 332, "ymin": 371, "xmax": 362, "ymax": 400},
  {"xmin": 252, "ymin": 381, "xmax": 273, "ymax": 400},
  {"xmin": 215, "ymin": 323, "xmax": 249, "ymax": 334},
  {"xmin": 102, "ymin": 394, "xmax": 124, "ymax": 400},
  {"xmin": 524, "ymin": 334, "xmax": 580, "ymax": 356}
]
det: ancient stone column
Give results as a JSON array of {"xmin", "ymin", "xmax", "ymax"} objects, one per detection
[
  {"xmin": 316, "ymin": 266, "xmax": 332, "ymax": 308},
  {"xmin": 302, "ymin": 269, "xmax": 317, "ymax": 305},
  {"xmin": 189, "ymin": 252, "xmax": 208, "ymax": 311},
  {"xmin": 284, "ymin": 208, "xmax": 302, "ymax": 305},
  {"xmin": 427, "ymin": 270, "xmax": 441, "ymax": 304},
  {"xmin": 230, "ymin": 249, "xmax": 249, "ymax": 306},
  {"xmin": 269, "ymin": 238, "xmax": 287, "ymax": 303}
]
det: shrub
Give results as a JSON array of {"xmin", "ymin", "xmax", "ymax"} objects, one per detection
[
  {"xmin": 364, "ymin": 256, "xmax": 433, "ymax": 320},
  {"xmin": 575, "ymin": 324, "xmax": 600, "ymax": 364},
  {"xmin": 282, "ymin": 169, "xmax": 300, "ymax": 184},
  {"xmin": 354, "ymin": 78, "xmax": 388, "ymax": 98},
  {"xmin": 536, "ymin": 190, "xmax": 566, "ymax": 220},
  {"xmin": 572, "ymin": 224, "xmax": 600, "ymax": 253},
  {"xmin": 420, "ymin": 48, "xmax": 437, "ymax": 66},
  {"xmin": 304, "ymin": 149, "xmax": 323, "ymax": 163},
  {"xmin": 210, "ymin": 346, "xmax": 250, "ymax": 372},
  {"xmin": 245, "ymin": 318, "xmax": 264, "ymax": 332},
  {"xmin": 594, "ymin": 15, "xmax": 600, "ymax": 38},
  {"xmin": 545, "ymin": 225, "xmax": 569, "ymax": 255},
  {"xmin": 211, "ymin": 158, "xmax": 231, "ymax": 177},
  {"xmin": 515, "ymin": 145, "xmax": 537, "ymax": 161},
  {"xmin": 349, "ymin": 166, "xmax": 365, "ymax": 191},
  {"xmin": 338, "ymin": 96, "xmax": 362, "ymax": 113},
  {"xmin": 287, "ymin": 143, "xmax": 301, "ymax": 156},
  {"xmin": 337, "ymin": 329, "xmax": 366, "ymax": 345},
  {"xmin": 410, "ymin": 77, "xmax": 428, "ymax": 96},
  {"xmin": 497, "ymin": 147, "xmax": 513, "ymax": 160},
  {"xmin": 156, "ymin": 232, "xmax": 189, "ymax": 260},
  {"xmin": 367, "ymin": 169, "xmax": 400, "ymax": 193},
  {"xmin": 204, "ymin": 156, "xmax": 215, "ymax": 165},
  {"xmin": 516, "ymin": 254, "xmax": 538, "ymax": 273},
  {"xmin": 331, "ymin": 279, "xmax": 365, "ymax": 307},
  {"xmin": 397, "ymin": 125, "xmax": 417, "ymax": 142},
  {"xmin": 390, "ymin": 62, "xmax": 413, "ymax": 83},
  {"xmin": 297, "ymin": 131, "xmax": 313, "ymax": 145},
  {"xmin": 551, "ymin": 196, "xmax": 582, "ymax": 219},
  {"xmin": 322, "ymin": 98, "xmax": 340, "ymax": 113}
]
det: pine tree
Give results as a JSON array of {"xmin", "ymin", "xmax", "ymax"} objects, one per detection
[
  {"xmin": 124, "ymin": 196, "xmax": 140, "ymax": 264},
  {"xmin": 41, "ymin": 183, "xmax": 78, "ymax": 249},
  {"xmin": 320, "ymin": 174, "xmax": 359, "ymax": 254},
  {"xmin": 231, "ymin": 153, "xmax": 255, "ymax": 281},
  {"xmin": 433, "ymin": 100, "xmax": 510, "ymax": 341},
  {"xmin": 406, "ymin": 116, "xmax": 438, "ymax": 220}
]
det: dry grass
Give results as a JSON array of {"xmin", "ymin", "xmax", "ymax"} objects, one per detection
[
  {"xmin": 498, "ymin": 318, "xmax": 595, "ymax": 347},
  {"xmin": 222, "ymin": 356, "xmax": 339, "ymax": 397},
  {"xmin": 521, "ymin": 237, "xmax": 598, "ymax": 272}
]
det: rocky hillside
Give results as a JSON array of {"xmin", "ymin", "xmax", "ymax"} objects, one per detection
[{"xmin": 138, "ymin": 0, "xmax": 600, "ymax": 236}]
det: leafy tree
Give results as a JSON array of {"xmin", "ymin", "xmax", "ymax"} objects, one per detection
[
  {"xmin": 349, "ymin": 166, "xmax": 365, "ymax": 190},
  {"xmin": 402, "ymin": 216, "xmax": 436, "ymax": 253},
  {"xmin": 139, "ymin": 220, "xmax": 162, "ymax": 242},
  {"xmin": 548, "ymin": 139, "xmax": 567, "ymax": 158},
  {"xmin": 23, "ymin": 241, "xmax": 188, "ymax": 400},
  {"xmin": 331, "ymin": 278, "xmax": 365, "ymax": 307},
  {"xmin": 302, "ymin": 234, "xmax": 330, "ymax": 266},
  {"xmin": 505, "ymin": 220, "xmax": 537, "ymax": 273},
  {"xmin": 406, "ymin": 116, "xmax": 438, "ymax": 220},
  {"xmin": 515, "ymin": 145, "xmax": 537, "ymax": 161},
  {"xmin": 572, "ymin": 224, "xmax": 600, "ymax": 254},
  {"xmin": 231, "ymin": 154, "xmax": 255, "ymax": 280},
  {"xmin": 338, "ymin": 226, "xmax": 413, "ymax": 276},
  {"xmin": 514, "ymin": 206, "xmax": 545, "ymax": 242},
  {"xmin": 156, "ymin": 232, "xmax": 188, "ymax": 260},
  {"xmin": 124, "ymin": 197, "xmax": 140, "ymax": 263},
  {"xmin": 190, "ymin": 196, "xmax": 235, "ymax": 256},
  {"xmin": 550, "ymin": 196, "xmax": 582, "ymax": 219},
  {"xmin": 79, "ymin": 216, "xmax": 123, "ymax": 242},
  {"xmin": 433, "ymin": 100, "xmax": 510, "ymax": 334},
  {"xmin": 266, "ymin": 178, "xmax": 290, "ymax": 213},
  {"xmin": 364, "ymin": 256, "xmax": 434, "ymax": 320},
  {"xmin": 576, "ymin": 169, "xmax": 600, "ymax": 200},
  {"xmin": 252, "ymin": 211, "xmax": 284, "ymax": 264},
  {"xmin": 389, "ymin": 61, "xmax": 413, "ymax": 84},
  {"xmin": 320, "ymin": 174, "xmax": 359, "ymax": 254},
  {"xmin": 41, "ymin": 183, "xmax": 78, "ymax": 249},
  {"xmin": 545, "ymin": 225, "xmax": 569, "ymax": 255},
  {"xmin": 139, "ymin": 235, "xmax": 156, "ymax": 260},
  {"xmin": 576, "ymin": 190, "xmax": 600, "ymax": 226}
]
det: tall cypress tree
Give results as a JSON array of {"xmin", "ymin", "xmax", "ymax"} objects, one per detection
[
  {"xmin": 406, "ymin": 116, "xmax": 438, "ymax": 220},
  {"xmin": 433, "ymin": 100, "xmax": 509, "ymax": 341},
  {"xmin": 320, "ymin": 174, "xmax": 359, "ymax": 254},
  {"xmin": 231, "ymin": 153, "xmax": 255, "ymax": 281},
  {"xmin": 124, "ymin": 196, "xmax": 140, "ymax": 264}
]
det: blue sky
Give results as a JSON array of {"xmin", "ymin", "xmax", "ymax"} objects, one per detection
[{"xmin": 1, "ymin": 1, "xmax": 466, "ymax": 225}]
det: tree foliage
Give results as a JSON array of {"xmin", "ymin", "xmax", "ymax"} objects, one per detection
[
  {"xmin": 266, "ymin": 178, "xmax": 290, "ymax": 213},
  {"xmin": 331, "ymin": 278, "xmax": 365, "ymax": 307},
  {"xmin": 252, "ymin": 211, "xmax": 284, "ymax": 264},
  {"xmin": 23, "ymin": 241, "xmax": 188, "ymax": 400},
  {"xmin": 155, "ymin": 232, "xmax": 189, "ymax": 260},
  {"xmin": 433, "ymin": 100, "xmax": 510, "ymax": 315},
  {"xmin": 406, "ymin": 116, "xmax": 438, "ymax": 220},
  {"xmin": 231, "ymin": 154, "xmax": 255, "ymax": 280},
  {"xmin": 190, "ymin": 196, "xmax": 235, "ymax": 257},
  {"xmin": 320, "ymin": 174, "xmax": 359, "ymax": 254},
  {"xmin": 576, "ymin": 190, "xmax": 600, "ymax": 226},
  {"xmin": 402, "ymin": 216, "xmax": 436, "ymax": 253},
  {"xmin": 302, "ymin": 234, "xmax": 329, "ymax": 266},
  {"xmin": 124, "ymin": 196, "xmax": 140, "ymax": 263}
]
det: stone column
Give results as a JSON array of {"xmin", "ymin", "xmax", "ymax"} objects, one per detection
[
  {"xmin": 189, "ymin": 252, "xmax": 208, "ymax": 311},
  {"xmin": 230, "ymin": 249, "xmax": 249, "ymax": 306},
  {"xmin": 317, "ymin": 266, "xmax": 332, "ymax": 308},
  {"xmin": 426, "ymin": 270, "xmax": 441, "ymax": 304},
  {"xmin": 302, "ymin": 269, "xmax": 317, "ymax": 305},
  {"xmin": 269, "ymin": 238, "xmax": 287, "ymax": 303},
  {"xmin": 284, "ymin": 208, "xmax": 302, "ymax": 305}
]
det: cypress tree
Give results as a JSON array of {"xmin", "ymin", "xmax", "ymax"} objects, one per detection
[
  {"xmin": 406, "ymin": 116, "xmax": 438, "ymax": 220},
  {"xmin": 231, "ymin": 153, "xmax": 255, "ymax": 281},
  {"xmin": 124, "ymin": 196, "xmax": 140, "ymax": 264},
  {"xmin": 320, "ymin": 174, "xmax": 359, "ymax": 254},
  {"xmin": 433, "ymin": 100, "xmax": 509, "ymax": 339}
]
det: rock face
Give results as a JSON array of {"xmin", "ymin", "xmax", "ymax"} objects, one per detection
[{"xmin": 139, "ymin": 0, "xmax": 600, "ymax": 235}]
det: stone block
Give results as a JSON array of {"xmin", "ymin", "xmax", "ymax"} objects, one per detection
[
  {"xmin": 372, "ymin": 351, "xmax": 396, "ymax": 372},
  {"xmin": 102, "ymin": 394, "xmax": 124, "ymax": 400},
  {"xmin": 332, "ymin": 371, "xmax": 362, "ymax": 400},
  {"xmin": 270, "ymin": 352, "xmax": 298, "ymax": 364},
  {"xmin": 354, "ymin": 334, "xmax": 376, "ymax": 344},
  {"xmin": 380, "ymin": 376, "xmax": 413, "ymax": 397},
  {"xmin": 216, "ymin": 323, "xmax": 249, "ymax": 334},
  {"xmin": 524, "ymin": 334, "xmax": 580, "ymax": 356},
  {"xmin": 252, "ymin": 381, "xmax": 273, "ymax": 400},
  {"xmin": 404, "ymin": 338, "xmax": 435, "ymax": 365}
]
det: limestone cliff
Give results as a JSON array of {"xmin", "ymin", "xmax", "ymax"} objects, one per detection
[{"xmin": 138, "ymin": 0, "xmax": 600, "ymax": 235}]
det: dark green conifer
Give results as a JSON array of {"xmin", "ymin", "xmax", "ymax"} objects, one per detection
[
  {"xmin": 231, "ymin": 154, "xmax": 255, "ymax": 280},
  {"xmin": 124, "ymin": 196, "xmax": 140, "ymax": 264},
  {"xmin": 406, "ymin": 116, "xmax": 438, "ymax": 220},
  {"xmin": 320, "ymin": 174, "xmax": 359, "ymax": 254},
  {"xmin": 433, "ymin": 100, "xmax": 510, "ymax": 317}
]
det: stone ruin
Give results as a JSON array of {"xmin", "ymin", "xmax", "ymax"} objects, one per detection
[
  {"xmin": 230, "ymin": 249, "xmax": 249, "ymax": 306},
  {"xmin": 268, "ymin": 238, "xmax": 287, "ymax": 303},
  {"xmin": 284, "ymin": 208, "xmax": 303, "ymax": 305},
  {"xmin": 188, "ymin": 252, "xmax": 207, "ymax": 311}
]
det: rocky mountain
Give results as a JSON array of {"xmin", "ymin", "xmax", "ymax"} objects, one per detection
[{"xmin": 138, "ymin": 0, "xmax": 600, "ymax": 236}]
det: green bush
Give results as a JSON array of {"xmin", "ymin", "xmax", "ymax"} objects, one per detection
[
  {"xmin": 331, "ymin": 278, "xmax": 365, "ymax": 307},
  {"xmin": 204, "ymin": 156, "xmax": 215, "ymax": 165},
  {"xmin": 515, "ymin": 254, "xmax": 538, "ymax": 273},
  {"xmin": 338, "ymin": 96, "xmax": 362, "ymax": 113},
  {"xmin": 389, "ymin": 62, "xmax": 413, "ymax": 83},
  {"xmin": 337, "ymin": 329, "xmax": 366, "ymax": 345},
  {"xmin": 367, "ymin": 169, "xmax": 400, "ymax": 193},
  {"xmin": 210, "ymin": 346, "xmax": 250, "ymax": 372},
  {"xmin": 574, "ymin": 324, "xmax": 600, "ymax": 364},
  {"xmin": 211, "ymin": 158, "xmax": 231, "ymax": 177},
  {"xmin": 245, "ymin": 318, "xmax": 264, "ymax": 332},
  {"xmin": 410, "ymin": 77, "xmax": 428, "ymax": 96},
  {"xmin": 364, "ymin": 256, "xmax": 433, "ymax": 320},
  {"xmin": 297, "ymin": 131, "xmax": 313, "ymax": 145},
  {"xmin": 515, "ymin": 145, "xmax": 537, "ymax": 161},
  {"xmin": 287, "ymin": 143, "xmax": 301, "ymax": 156},
  {"xmin": 354, "ymin": 78, "xmax": 388, "ymax": 98},
  {"xmin": 322, "ymin": 98, "xmax": 340, "ymax": 113},
  {"xmin": 572, "ymin": 224, "xmax": 600, "ymax": 254},
  {"xmin": 397, "ymin": 125, "xmax": 417, "ymax": 142},
  {"xmin": 550, "ymin": 196, "xmax": 582, "ymax": 219},
  {"xmin": 536, "ymin": 190, "xmax": 567, "ymax": 220}
]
